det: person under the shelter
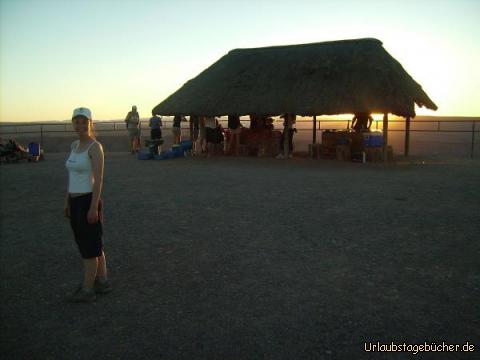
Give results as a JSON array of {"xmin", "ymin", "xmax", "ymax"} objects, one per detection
[
  {"xmin": 204, "ymin": 116, "xmax": 217, "ymax": 156},
  {"xmin": 227, "ymin": 115, "xmax": 242, "ymax": 155},
  {"xmin": 189, "ymin": 115, "xmax": 200, "ymax": 154},
  {"xmin": 213, "ymin": 122, "xmax": 225, "ymax": 155},
  {"xmin": 172, "ymin": 115, "xmax": 186, "ymax": 145},
  {"xmin": 197, "ymin": 116, "xmax": 207, "ymax": 154},
  {"xmin": 276, "ymin": 114, "xmax": 296, "ymax": 159},
  {"xmin": 351, "ymin": 113, "xmax": 373, "ymax": 132},
  {"xmin": 250, "ymin": 114, "xmax": 258, "ymax": 129},
  {"xmin": 265, "ymin": 117, "xmax": 274, "ymax": 130},
  {"xmin": 250, "ymin": 115, "xmax": 270, "ymax": 130}
]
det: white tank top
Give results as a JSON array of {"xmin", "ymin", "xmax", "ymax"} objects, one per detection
[{"xmin": 65, "ymin": 140, "xmax": 97, "ymax": 193}]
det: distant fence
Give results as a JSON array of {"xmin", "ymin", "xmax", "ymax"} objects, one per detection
[{"xmin": 1, "ymin": 118, "xmax": 478, "ymax": 158}]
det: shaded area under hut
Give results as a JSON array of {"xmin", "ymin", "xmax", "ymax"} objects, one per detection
[{"xmin": 153, "ymin": 38, "xmax": 438, "ymax": 161}]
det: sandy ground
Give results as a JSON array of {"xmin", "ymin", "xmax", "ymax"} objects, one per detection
[{"xmin": 1, "ymin": 153, "xmax": 479, "ymax": 359}]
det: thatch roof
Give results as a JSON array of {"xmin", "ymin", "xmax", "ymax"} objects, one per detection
[{"xmin": 153, "ymin": 38, "xmax": 437, "ymax": 118}]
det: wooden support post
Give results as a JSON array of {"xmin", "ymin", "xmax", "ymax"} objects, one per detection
[
  {"xmin": 471, "ymin": 121, "xmax": 476, "ymax": 159},
  {"xmin": 283, "ymin": 114, "xmax": 292, "ymax": 158},
  {"xmin": 404, "ymin": 116, "xmax": 411, "ymax": 157},
  {"xmin": 312, "ymin": 115, "xmax": 317, "ymax": 144},
  {"xmin": 189, "ymin": 117, "xmax": 194, "ymax": 140},
  {"xmin": 383, "ymin": 113, "xmax": 389, "ymax": 162}
]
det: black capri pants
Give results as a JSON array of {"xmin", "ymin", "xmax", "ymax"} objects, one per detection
[{"xmin": 69, "ymin": 193, "xmax": 103, "ymax": 259}]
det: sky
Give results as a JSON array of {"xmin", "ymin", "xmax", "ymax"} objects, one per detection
[{"xmin": 1, "ymin": 0, "xmax": 479, "ymax": 122}]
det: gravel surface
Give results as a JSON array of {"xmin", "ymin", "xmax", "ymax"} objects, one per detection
[{"xmin": 1, "ymin": 153, "xmax": 479, "ymax": 359}]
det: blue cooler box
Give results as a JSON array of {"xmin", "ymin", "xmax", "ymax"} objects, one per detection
[
  {"xmin": 172, "ymin": 145, "xmax": 185, "ymax": 157},
  {"xmin": 179, "ymin": 140, "xmax": 193, "ymax": 151},
  {"xmin": 137, "ymin": 151, "xmax": 153, "ymax": 160},
  {"xmin": 370, "ymin": 132, "xmax": 384, "ymax": 147},
  {"xmin": 155, "ymin": 150, "xmax": 174, "ymax": 160},
  {"xmin": 28, "ymin": 142, "xmax": 41, "ymax": 156},
  {"xmin": 363, "ymin": 132, "xmax": 383, "ymax": 147}
]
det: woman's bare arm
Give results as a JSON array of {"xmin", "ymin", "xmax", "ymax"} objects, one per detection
[{"xmin": 88, "ymin": 142, "xmax": 104, "ymax": 223}]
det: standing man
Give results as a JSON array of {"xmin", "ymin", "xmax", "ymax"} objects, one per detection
[
  {"xmin": 276, "ymin": 114, "xmax": 296, "ymax": 159},
  {"xmin": 125, "ymin": 105, "xmax": 140, "ymax": 153},
  {"xmin": 149, "ymin": 111, "xmax": 163, "ymax": 154},
  {"xmin": 172, "ymin": 115, "xmax": 186, "ymax": 145},
  {"xmin": 227, "ymin": 115, "xmax": 242, "ymax": 155},
  {"xmin": 351, "ymin": 113, "xmax": 373, "ymax": 132},
  {"xmin": 190, "ymin": 115, "xmax": 200, "ymax": 154},
  {"xmin": 198, "ymin": 116, "xmax": 207, "ymax": 154},
  {"xmin": 204, "ymin": 116, "xmax": 218, "ymax": 156},
  {"xmin": 149, "ymin": 111, "xmax": 163, "ymax": 140}
]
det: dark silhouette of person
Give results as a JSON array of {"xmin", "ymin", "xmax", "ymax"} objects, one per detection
[{"xmin": 352, "ymin": 113, "xmax": 373, "ymax": 131}]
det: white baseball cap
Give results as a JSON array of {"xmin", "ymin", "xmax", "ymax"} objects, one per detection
[{"xmin": 72, "ymin": 107, "xmax": 92, "ymax": 120}]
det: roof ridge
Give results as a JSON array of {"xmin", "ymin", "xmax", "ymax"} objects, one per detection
[{"xmin": 229, "ymin": 38, "xmax": 382, "ymax": 54}]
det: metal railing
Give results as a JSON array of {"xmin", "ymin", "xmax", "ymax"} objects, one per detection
[{"xmin": 1, "ymin": 118, "xmax": 478, "ymax": 158}]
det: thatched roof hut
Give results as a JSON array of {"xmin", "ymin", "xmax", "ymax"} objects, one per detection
[{"xmin": 153, "ymin": 38, "xmax": 437, "ymax": 118}]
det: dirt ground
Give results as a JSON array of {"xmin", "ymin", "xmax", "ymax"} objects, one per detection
[{"xmin": 1, "ymin": 153, "xmax": 479, "ymax": 359}]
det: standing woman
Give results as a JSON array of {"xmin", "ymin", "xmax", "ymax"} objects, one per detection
[
  {"xmin": 125, "ymin": 105, "xmax": 141, "ymax": 153},
  {"xmin": 65, "ymin": 107, "xmax": 111, "ymax": 302}
]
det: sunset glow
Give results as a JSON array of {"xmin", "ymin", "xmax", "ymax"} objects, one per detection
[{"xmin": 1, "ymin": 0, "xmax": 479, "ymax": 122}]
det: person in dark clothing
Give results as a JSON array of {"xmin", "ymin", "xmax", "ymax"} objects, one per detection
[
  {"xmin": 351, "ymin": 113, "xmax": 373, "ymax": 132},
  {"xmin": 149, "ymin": 112, "xmax": 163, "ymax": 140},
  {"xmin": 172, "ymin": 115, "xmax": 186, "ymax": 144},
  {"xmin": 227, "ymin": 115, "xmax": 242, "ymax": 155},
  {"xmin": 190, "ymin": 115, "xmax": 200, "ymax": 142},
  {"xmin": 277, "ymin": 114, "xmax": 296, "ymax": 159}
]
